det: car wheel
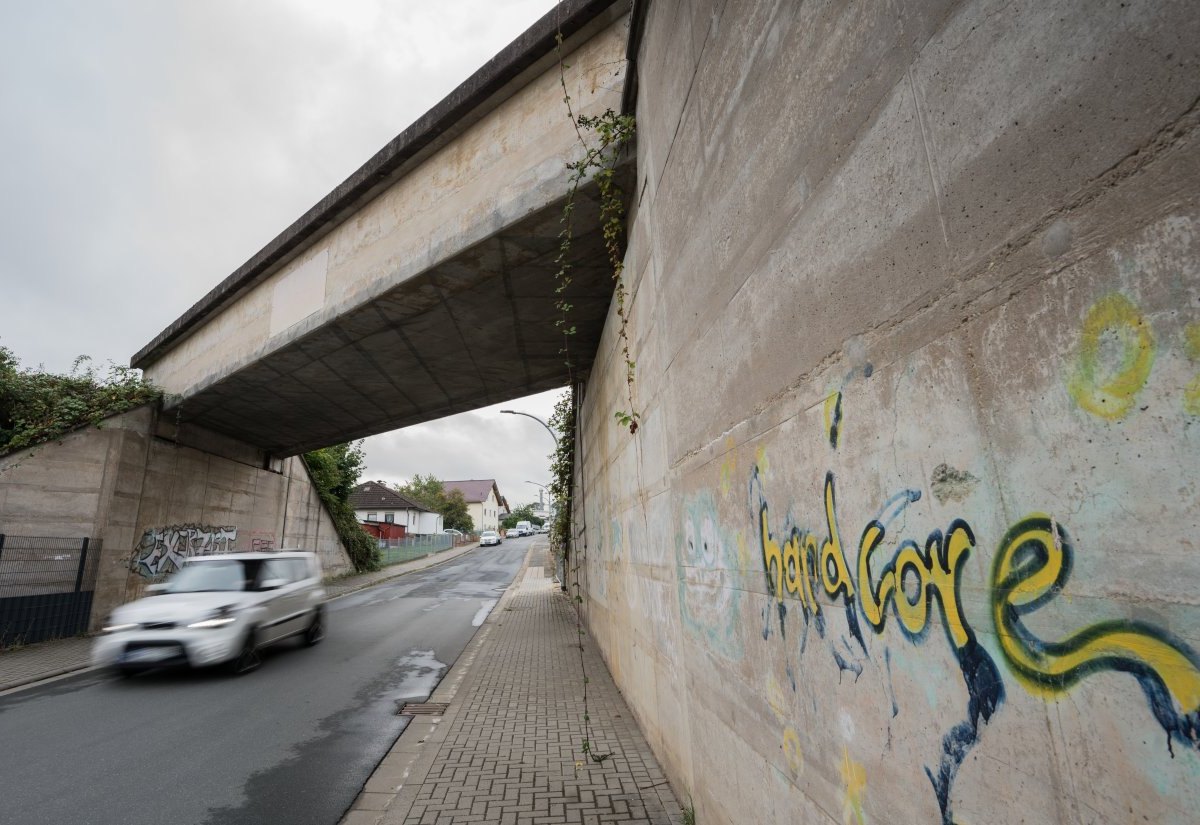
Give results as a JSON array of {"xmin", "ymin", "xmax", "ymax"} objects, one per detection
[
  {"xmin": 115, "ymin": 665, "xmax": 142, "ymax": 679},
  {"xmin": 303, "ymin": 607, "xmax": 325, "ymax": 647},
  {"xmin": 229, "ymin": 628, "xmax": 262, "ymax": 675}
]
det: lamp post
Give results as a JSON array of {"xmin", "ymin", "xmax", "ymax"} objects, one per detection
[
  {"xmin": 525, "ymin": 480, "xmax": 548, "ymax": 509},
  {"xmin": 500, "ymin": 409, "xmax": 558, "ymax": 445}
]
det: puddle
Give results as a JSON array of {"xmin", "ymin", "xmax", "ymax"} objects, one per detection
[{"xmin": 472, "ymin": 599, "xmax": 498, "ymax": 627}]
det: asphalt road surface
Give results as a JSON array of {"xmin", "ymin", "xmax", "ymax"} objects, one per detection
[{"xmin": 0, "ymin": 539, "xmax": 532, "ymax": 825}]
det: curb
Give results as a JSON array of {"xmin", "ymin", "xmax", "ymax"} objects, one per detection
[{"xmin": 339, "ymin": 541, "xmax": 541, "ymax": 825}]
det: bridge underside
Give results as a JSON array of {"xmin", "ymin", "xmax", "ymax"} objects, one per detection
[{"xmin": 170, "ymin": 185, "xmax": 620, "ymax": 456}]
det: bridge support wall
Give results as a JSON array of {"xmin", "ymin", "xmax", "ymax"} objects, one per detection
[
  {"xmin": 0, "ymin": 405, "xmax": 353, "ymax": 633},
  {"xmin": 574, "ymin": 1, "xmax": 1200, "ymax": 823}
]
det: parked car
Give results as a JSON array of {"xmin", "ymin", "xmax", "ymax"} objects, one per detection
[
  {"xmin": 92, "ymin": 552, "xmax": 326, "ymax": 677},
  {"xmin": 537, "ymin": 524, "xmax": 550, "ymax": 534},
  {"xmin": 505, "ymin": 528, "xmax": 521, "ymax": 539},
  {"xmin": 480, "ymin": 530, "xmax": 502, "ymax": 546},
  {"xmin": 443, "ymin": 528, "xmax": 464, "ymax": 537}
]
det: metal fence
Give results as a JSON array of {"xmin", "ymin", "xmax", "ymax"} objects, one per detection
[
  {"xmin": 0, "ymin": 535, "xmax": 101, "ymax": 647},
  {"xmin": 377, "ymin": 533, "xmax": 455, "ymax": 566}
]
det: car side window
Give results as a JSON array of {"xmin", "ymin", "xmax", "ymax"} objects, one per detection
[
  {"xmin": 288, "ymin": 558, "xmax": 310, "ymax": 582},
  {"xmin": 257, "ymin": 559, "xmax": 291, "ymax": 588}
]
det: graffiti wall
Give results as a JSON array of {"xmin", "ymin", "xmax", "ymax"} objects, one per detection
[
  {"xmin": 571, "ymin": 1, "xmax": 1200, "ymax": 823},
  {"xmin": 131, "ymin": 524, "xmax": 238, "ymax": 578}
]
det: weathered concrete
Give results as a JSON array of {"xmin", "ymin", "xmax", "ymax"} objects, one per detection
[
  {"xmin": 573, "ymin": 2, "xmax": 1200, "ymax": 824},
  {"xmin": 0, "ymin": 405, "xmax": 353, "ymax": 630},
  {"xmin": 134, "ymin": 2, "xmax": 633, "ymax": 456}
]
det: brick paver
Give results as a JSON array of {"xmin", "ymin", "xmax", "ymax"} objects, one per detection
[{"xmin": 385, "ymin": 546, "xmax": 681, "ymax": 825}]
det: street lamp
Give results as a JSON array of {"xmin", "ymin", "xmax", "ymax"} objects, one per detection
[
  {"xmin": 525, "ymin": 480, "xmax": 548, "ymax": 509},
  {"xmin": 500, "ymin": 409, "xmax": 558, "ymax": 445}
]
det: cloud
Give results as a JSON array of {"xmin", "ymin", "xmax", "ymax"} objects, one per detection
[
  {"xmin": 361, "ymin": 387, "xmax": 565, "ymax": 512},
  {"xmin": 0, "ymin": 0, "xmax": 557, "ymax": 373},
  {"xmin": 0, "ymin": 0, "xmax": 574, "ymax": 510}
]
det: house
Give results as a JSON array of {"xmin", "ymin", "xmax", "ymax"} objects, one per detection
[
  {"xmin": 348, "ymin": 482, "xmax": 443, "ymax": 535},
  {"xmin": 442, "ymin": 479, "xmax": 502, "ymax": 533}
]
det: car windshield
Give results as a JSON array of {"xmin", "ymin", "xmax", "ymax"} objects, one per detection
[
  {"xmin": 482, "ymin": 531, "xmax": 497, "ymax": 537},
  {"xmin": 167, "ymin": 559, "xmax": 257, "ymax": 592}
]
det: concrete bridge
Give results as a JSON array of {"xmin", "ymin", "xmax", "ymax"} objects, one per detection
[
  {"xmin": 7, "ymin": 1, "xmax": 1199, "ymax": 823},
  {"xmin": 132, "ymin": 0, "xmax": 632, "ymax": 456}
]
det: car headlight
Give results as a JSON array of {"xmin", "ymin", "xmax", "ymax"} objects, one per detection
[
  {"xmin": 187, "ymin": 606, "xmax": 239, "ymax": 629},
  {"xmin": 102, "ymin": 622, "xmax": 138, "ymax": 634}
]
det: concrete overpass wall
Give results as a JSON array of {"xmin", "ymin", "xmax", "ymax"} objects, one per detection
[
  {"xmin": 142, "ymin": 13, "xmax": 629, "ymax": 403},
  {"xmin": 0, "ymin": 405, "xmax": 353, "ymax": 631},
  {"xmin": 574, "ymin": 1, "xmax": 1200, "ymax": 823}
]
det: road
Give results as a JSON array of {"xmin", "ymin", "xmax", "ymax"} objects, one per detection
[{"xmin": 0, "ymin": 538, "xmax": 532, "ymax": 825}]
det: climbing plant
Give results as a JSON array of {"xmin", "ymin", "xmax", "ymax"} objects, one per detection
[
  {"xmin": 554, "ymin": 33, "xmax": 639, "ymax": 434},
  {"xmin": 303, "ymin": 442, "xmax": 380, "ymax": 573},
  {"xmin": 548, "ymin": 387, "xmax": 576, "ymax": 563},
  {"xmin": 0, "ymin": 345, "xmax": 162, "ymax": 457}
]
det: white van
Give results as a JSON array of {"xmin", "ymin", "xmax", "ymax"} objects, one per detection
[{"xmin": 515, "ymin": 520, "xmax": 533, "ymax": 536}]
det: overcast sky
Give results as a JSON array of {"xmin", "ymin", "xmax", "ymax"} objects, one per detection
[{"xmin": 0, "ymin": 0, "xmax": 564, "ymax": 511}]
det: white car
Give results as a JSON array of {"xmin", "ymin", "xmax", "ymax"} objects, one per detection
[
  {"xmin": 93, "ymin": 552, "xmax": 326, "ymax": 676},
  {"xmin": 479, "ymin": 530, "xmax": 502, "ymax": 546},
  {"xmin": 505, "ymin": 528, "xmax": 521, "ymax": 539}
]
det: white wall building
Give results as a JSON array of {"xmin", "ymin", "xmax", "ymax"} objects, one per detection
[{"xmin": 349, "ymin": 482, "xmax": 443, "ymax": 534}]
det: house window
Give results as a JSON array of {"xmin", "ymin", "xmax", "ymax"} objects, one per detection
[
  {"xmin": 384, "ymin": 513, "xmax": 394, "ymax": 523},
  {"xmin": 367, "ymin": 513, "xmax": 378, "ymax": 522}
]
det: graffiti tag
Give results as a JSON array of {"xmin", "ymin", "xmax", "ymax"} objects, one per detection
[{"xmin": 132, "ymin": 524, "xmax": 238, "ymax": 578}]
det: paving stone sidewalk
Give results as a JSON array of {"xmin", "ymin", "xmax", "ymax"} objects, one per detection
[
  {"xmin": 345, "ymin": 544, "xmax": 682, "ymax": 825},
  {"xmin": 0, "ymin": 542, "xmax": 480, "ymax": 693}
]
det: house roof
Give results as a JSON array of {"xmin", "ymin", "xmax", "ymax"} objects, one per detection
[
  {"xmin": 443, "ymin": 479, "xmax": 501, "ymax": 504},
  {"xmin": 349, "ymin": 482, "xmax": 432, "ymax": 513}
]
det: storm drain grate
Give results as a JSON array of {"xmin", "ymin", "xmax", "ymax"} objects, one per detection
[{"xmin": 397, "ymin": 702, "xmax": 449, "ymax": 716}]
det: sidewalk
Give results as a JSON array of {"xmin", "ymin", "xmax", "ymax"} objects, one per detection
[
  {"xmin": 0, "ymin": 541, "xmax": 481, "ymax": 694},
  {"xmin": 342, "ymin": 542, "xmax": 682, "ymax": 825}
]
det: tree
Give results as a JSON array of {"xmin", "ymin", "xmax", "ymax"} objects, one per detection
[
  {"xmin": 398, "ymin": 473, "xmax": 444, "ymax": 510},
  {"xmin": 304, "ymin": 441, "xmax": 379, "ymax": 572},
  {"xmin": 501, "ymin": 504, "xmax": 544, "ymax": 530},
  {"xmin": 397, "ymin": 474, "xmax": 475, "ymax": 533},
  {"xmin": 441, "ymin": 489, "xmax": 474, "ymax": 533}
]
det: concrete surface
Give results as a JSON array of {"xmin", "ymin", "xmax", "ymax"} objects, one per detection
[
  {"xmin": 0, "ymin": 404, "xmax": 353, "ymax": 633},
  {"xmin": 571, "ymin": 1, "xmax": 1200, "ymax": 824},
  {"xmin": 135, "ymin": 4, "xmax": 633, "ymax": 456}
]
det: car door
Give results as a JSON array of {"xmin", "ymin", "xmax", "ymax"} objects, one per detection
[{"xmin": 256, "ymin": 558, "xmax": 303, "ymax": 642}]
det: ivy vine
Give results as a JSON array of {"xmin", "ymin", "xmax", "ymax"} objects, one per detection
[{"xmin": 554, "ymin": 34, "xmax": 639, "ymax": 434}]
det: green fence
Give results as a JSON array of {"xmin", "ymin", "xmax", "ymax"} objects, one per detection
[{"xmin": 377, "ymin": 534, "xmax": 455, "ymax": 566}]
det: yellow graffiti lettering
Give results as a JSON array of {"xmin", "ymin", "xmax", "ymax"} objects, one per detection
[
  {"xmin": 991, "ymin": 516, "xmax": 1200, "ymax": 713},
  {"xmin": 782, "ymin": 533, "xmax": 803, "ymax": 599},
  {"xmin": 840, "ymin": 747, "xmax": 867, "ymax": 825},
  {"xmin": 820, "ymin": 473, "xmax": 855, "ymax": 600},
  {"xmin": 1183, "ymin": 322, "xmax": 1200, "ymax": 416},
  {"xmin": 782, "ymin": 727, "xmax": 804, "ymax": 776},
  {"xmin": 1067, "ymin": 293, "xmax": 1155, "ymax": 420},
  {"xmin": 857, "ymin": 522, "xmax": 892, "ymax": 629},
  {"xmin": 761, "ymin": 507, "xmax": 784, "ymax": 601},
  {"xmin": 893, "ymin": 544, "xmax": 930, "ymax": 636},
  {"xmin": 857, "ymin": 519, "xmax": 974, "ymax": 648}
]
